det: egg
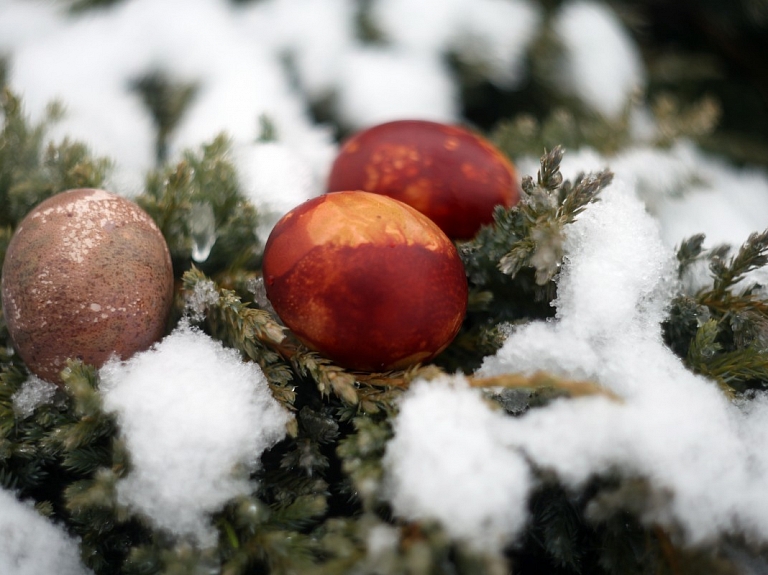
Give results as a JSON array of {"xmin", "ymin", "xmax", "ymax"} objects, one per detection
[
  {"xmin": 262, "ymin": 191, "xmax": 468, "ymax": 372},
  {"xmin": 1, "ymin": 189, "xmax": 174, "ymax": 383},
  {"xmin": 326, "ymin": 119, "xmax": 521, "ymax": 239}
]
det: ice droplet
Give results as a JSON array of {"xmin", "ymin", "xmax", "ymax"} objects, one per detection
[{"xmin": 189, "ymin": 202, "xmax": 217, "ymax": 262}]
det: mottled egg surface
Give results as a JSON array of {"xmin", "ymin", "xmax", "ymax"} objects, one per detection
[
  {"xmin": 262, "ymin": 191, "xmax": 468, "ymax": 372},
  {"xmin": 327, "ymin": 120, "xmax": 521, "ymax": 239},
  {"xmin": 1, "ymin": 188, "xmax": 174, "ymax": 383}
]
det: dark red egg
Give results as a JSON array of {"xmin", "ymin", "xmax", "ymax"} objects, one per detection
[
  {"xmin": 262, "ymin": 191, "xmax": 468, "ymax": 371},
  {"xmin": 327, "ymin": 119, "xmax": 521, "ymax": 240},
  {"xmin": 1, "ymin": 189, "xmax": 174, "ymax": 383}
]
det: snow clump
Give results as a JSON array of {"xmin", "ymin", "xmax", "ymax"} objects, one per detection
[
  {"xmin": 100, "ymin": 323, "xmax": 292, "ymax": 545},
  {"xmin": 384, "ymin": 375, "xmax": 532, "ymax": 551},
  {"xmin": 0, "ymin": 488, "xmax": 92, "ymax": 575},
  {"xmin": 385, "ymin": 180, "xmax": 768, "ymax": 548}
]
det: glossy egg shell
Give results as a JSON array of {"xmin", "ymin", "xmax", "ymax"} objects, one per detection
[
  {"xmin": 1, "ymin": 189, "xmax": 174, "ymax": 383},
  {"xmin": 326, "ymin": 119, "xmax": 521, "ymax": 239},
  {"xmin": 262, "ymin": 191, "xmax": 468, "ymax": 371}
]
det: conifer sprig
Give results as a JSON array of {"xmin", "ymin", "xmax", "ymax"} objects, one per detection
[
  {"xmin": 709, "ymin": 229, "xmax": 768, "ymax": 297},
  {"xmin": 501, "ymin": 146, "xmax": 612, "ymax": 285},
  {"xmin": 137, "ymin": 136, "xmax": 261, "ymax": 278},
  {"xmin": 665, "ymin": 231, "xmax": 768, "ymax": 394},
  {"xmin": 463, "ymin": 146, "xmax": 612, "ymax": 290},
  {"xmin": 0, "ymin": 88, "xmax": 110, "ymax": 229},
  {"xmin": 182, "ymin": 267, "xmax": 445, "ymax": 411},
  {"xmin": 453, "ymin": 147, "xmax": 612, "ymax": 369},
  {"xmin": 470, "ymin": 371, "xmax": 622, "ymax": 401}
]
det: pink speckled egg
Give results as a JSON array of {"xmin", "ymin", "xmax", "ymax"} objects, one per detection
[{"xmin": 1, "ymin": 189, "xmax": 174, "ymax": 383}]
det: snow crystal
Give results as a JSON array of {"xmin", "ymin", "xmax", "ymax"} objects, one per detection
[
  {"xmin": 100, "ymin": 323, "xmax": 292, "ymax": 545},
  {"xmin": 384, "ymin": 376, "xmax": 531, "ymax": 551},
  {"xmin": 554, "ymin": 1, "xmax": 645, "ymax": 119},
  {"xmin": 12, "ymin": 376, "xmax": 58, "ymax": 419},
  {"xmin": 184, "ymin": 278, "xmax": 220, "ymax": 322},
  {"xmin": 0, "ymin": 488, "xmax": 91, "ymax": 575}
]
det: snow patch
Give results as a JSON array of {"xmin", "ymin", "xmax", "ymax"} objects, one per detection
[
  {"xmin": 12, "ymin": 376, "xmax": 58, "ymax": 419},
  {"xmin": 554, "ymin": 1, "xmax": 645, "ymax": 118},
  {"xmin": 386, "ymin": 181, "xmax": 768, "ymax": 547},
  {"xmin": 100, "ymin": 323, "xmax": 292, "ymax": 545},
  {"xmin": 384, "ymin": 376, "xmax": 531, "ymax": 551},
  {"xmin": 0, "ymin": 488, "xmax": 91, "ymax": 575}
]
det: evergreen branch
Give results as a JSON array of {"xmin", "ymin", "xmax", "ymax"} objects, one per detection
[
  {"xmin": 182, "ymin": 267, "xmax": 300, "ymax": 410},
  {"xmin": 558, "ymin": 169, "xmax": 613, "ymax": 219},
  {"xmin": 129, "ymin": 70, "xmax": 198, "ymax": 164},
  {"xmin": 683, "ymin": 318, "xmax": 768, "ymax": 394},
  {"xmin": 280, "ymin": 439, "xmax": 330, "ymax": 477},
  {"xmin": 184, "ymin": 268, "xmax": 421, "ymax": 409},
  {"xmin": 268, "ymin": 494, "xmax": 328, "ymax": 531},
  {"xmin": 469, "ymin": 371, "xmax": 622, "ymax": 401},
  {"xmin": 43, "ymin": 361, "xmax": 116, "ymax": 457},
  {"xmin": 676, "ymin": 234, "xmax": 707, "ymax": 278},
  {"xmin": 705, "ymin": 347, "xmax": 768, "ymax": 386},
  {"xmin": 463, "ymin": 146, "xmax": 611, "ymax": 304},
  {"xmin": 686, "ymin": 318, "xmax": 721, "ymax": 363},
  {"xmin": 0, "ymin": 88, "xmax": 110, "ymax": 228},
  {"xmin": 651, "ymin": 93, "xmax": 720, "ymax": 147},
  {"xmin": 64, "ymin": 468, "xmax": 119, "ymax": 515},
  {"xmin": 710, "ymin": 229, "xmax": 768, "ymax": 296},
  {"xmin": 698, "ymin": 292, "xmax": 768, "ymax": 317},
  {"xmin": 527, "ymin": 485, "xmax": 586, "ymax": 572},
  {"xmin": 336, "ymin": 416, "xmax": 392, "ymax": 511},
  {"xmin": 137, "ymin": 136, "xmax": 261, "ymax": 277},
  {"xmin": 241, "ymin": 529, "xmax": 318, "ymax": 574},
  {"xmin": 538, "ymin": 146, "xmax": 565, "ymax": 192},
  {"xmin": 292, "ymin": 351, "xmax": 359, "ymax": 406},
  {"xmin": 491, "ymin": 101, "xmax": 634, "ymax": 158}
]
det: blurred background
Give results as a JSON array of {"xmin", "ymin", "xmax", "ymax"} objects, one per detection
[{"xmin": 1, "ymin": 0, "xmax": 767, "ymax": 244}]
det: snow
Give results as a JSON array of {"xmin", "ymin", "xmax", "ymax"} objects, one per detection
[
  {"xmin": 184, "ymin": 277, "xmax": 220, "ymax": 322},
  {"xmin": 372, "ymin": 0, "xmax": 542, "ymax": 89},
  {"xmin": 99, "ymin": 323, "xmax": 292, "ymax": 545},
  {"xmin": 333, "ymin": 48, "xmax": 459, "ymax": 128},
  {"xmin": 3, "ymin": 0, "xmax": 768, "ymax": 562},
  {"xmin": 0, "ymin": 488, "xmax": 91, "ymax": 575},
  {"xmin": 12, "ymin": 376, "xmax": 58, "ymax": 419},
  {"xmin": 0, "ymin": 0, "xmax": 542, "ymax": 237},
  {"xmin": 235, "ymin": 142, "xmax": 322, "ymax": 239},
  {"xmin": 553, "ymin": 1, "xmax": 646, "ymax": 119},
  {"xmin": 385, "ymin": 180, "xmax": 768, "ymax": 548},
  {"xmin": 521, "ymin": 142, "xmax": 768, "ymax": 250},
  {"xmin": 2, "ymin": 0, "xmax": 336, "ymax": 206},
  {"xmin": 384, "ymin": 376, "xmax": 532, "ymax": 551}
]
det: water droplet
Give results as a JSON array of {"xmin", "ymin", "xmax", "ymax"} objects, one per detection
[{"xmin": 188, "ymin": 202, "xmax": 217, "ymax": 262}]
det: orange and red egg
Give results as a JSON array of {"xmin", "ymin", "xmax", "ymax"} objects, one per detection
[
  {"xmin": 327, "ymin": 120, "xmax": 521, "ymax": 240},
  {"xmin": 262, "ymin": 191, "xmax": 467, "ymax": 371}
]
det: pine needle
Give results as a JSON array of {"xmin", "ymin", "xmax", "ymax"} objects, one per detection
[{"xmin": 468, "ymin": 371, "xmax": 622, "ymax": 401}]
